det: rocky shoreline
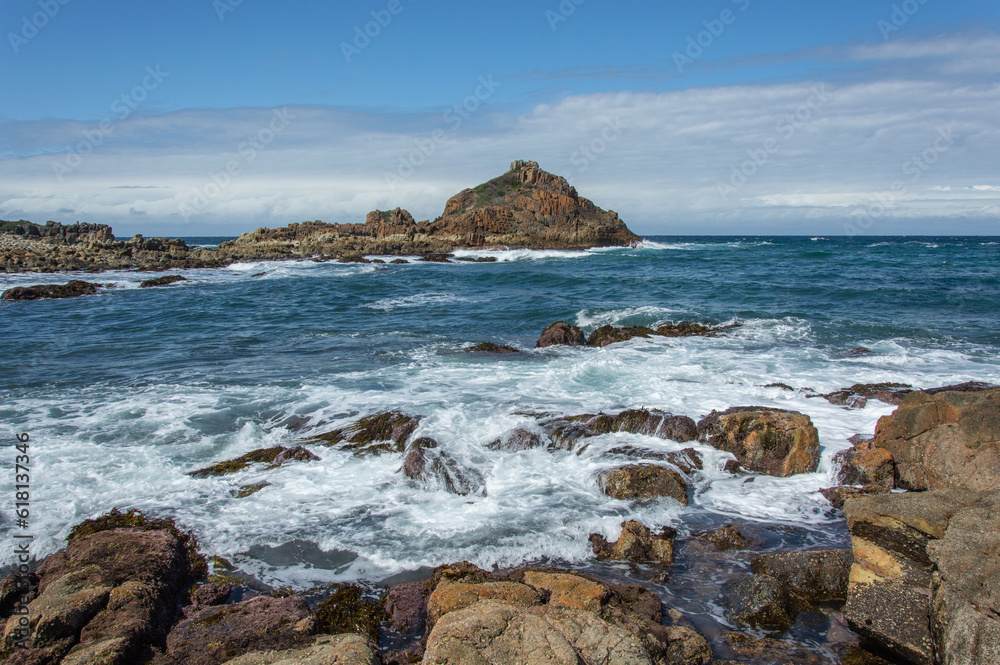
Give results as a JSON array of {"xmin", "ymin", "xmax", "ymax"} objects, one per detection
[
  {"xmin": 4, "ymin": 377, "xmax": 996, "ymax": 664},
  {"xmin": 0, "ymin": 161, "xmax": 639, "ymax": 276}
]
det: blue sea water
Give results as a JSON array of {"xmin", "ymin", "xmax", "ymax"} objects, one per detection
[{"xmin": 1, "ymin": 235, "xmax": 998, "ymax": 648}]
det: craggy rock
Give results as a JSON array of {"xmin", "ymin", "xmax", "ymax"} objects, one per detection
[
  {"xmin": 604, "ymin": 446, "xmax": 703, "ymax": 474},
  {"xmin": 589, "ymin": 520, "xmax": 676, "ymax": 564},
  {"xmin": 139, "ymin": 275, "xmax": 187, "ymax": 288},
  {"xmin": 486, "ymin": 427, "xmax": 546, "ymax": 452},
  {"xmin": 726, "ymin": 574, "xmax": 807, "ymax": 632},
  {"xmin": 220, "ymin": 634, "xmax": 380, "ymax": 665},
  {"xmin": 586, "ymin": 325, "xmax": 654, "ymax": 347},
  {"xmin": 1, "ymin": 511, "xmax": 200, "ymax": 665},
  {"xmin": 597, "ymin": 464, "xmax": 689, "ymax": 504},
  {"xmin": 163, "ymin": 595, "xmax": 315, "ymax": 665},
  {"xmin": 234, "ymin": 483, "xmax": 269, "ymax": 499},
  {"xmin": 697, "ymin": 407, "xmax": 820, "ymax": 477},
  {"xmin": 519, "ymin": 572, "xmax": 609, "ymax": 613},
  {"xmin": 401, "ymin": 438, "xmax": 484, "ymax": 496},
  {"xmin": 307, "ymin": 412, "xmax": 420, "ymax": 457},
  {"xmin": 1, "ymin": 281, "xmax": 100, "ymax": 301},
  {"xmin": 834, "ymin": 438, "xmax": 895, "ymax": 489},
  {"xmin": 698, "ymin": 524, "xmax": 751, "ymax": 551},
  {"xmin": 844, "ymin": 489, "xmax": 1000, "ymax": 665},
  {"xmin": 0, "ymin": 571, "xmax": 39, "ymax": 619},
  {"xmin": 465, "ymin": 342, "xmax": 519, "ymax": 354},
  {"xmin": 426, "ymin": 580, "xmax": 543, "ymax": 625},
  {"xmin": 187, "ymin": 583, "xmax": 232, "ymax": 610},
  {"xmin": 871, "ymin": 387, "xmax": 1000, "ymax": 491},
  {"xmin": 188, "ymin": 445, "xmax": 320, "ymax": 478},
  {"xmin": 818, "ymin": 485, "xmax": 890, "ymax": 510},
  {"xmin": 750, "ymin": 549, "xmax": 853, "ymax": 602},
  {"xmin": 417, "ymin": 253, "xmax": 454, "ymax": 263},
  {"xmin": 720, "ymin": 631, "xmax": 827, "ymax": 665},
  {"xmin": 382, "ymin": 581, "xmax": 429, "ymax": 636},
  {"xmin": 821, "ymin": 382, "xmax": 913, "ymax": 408},
  {"xmin": 848, "ymin": 347, "xmax": 873, "ymax": 356},
  {"xmin": 336, "ymin": 254, "xmax": 372, "ymax": 264},
  {"xmin": 535, "ymin": 321, "xmax": 586, "ymax": 348},
  {"xmin": 653, "ymin": 321, "xmax": 736, "ymax": 337},
  {"xmin": 544, "ymin": 409, "xmax": 698, "ymax": 450}
]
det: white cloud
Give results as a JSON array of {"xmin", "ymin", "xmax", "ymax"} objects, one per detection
[{"xmin": 1, "ymin": 34, "xmax": 998, "ymax": 236}]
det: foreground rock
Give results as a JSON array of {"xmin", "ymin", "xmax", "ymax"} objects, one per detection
[
  {"xmin": 871, "ymin": 387, "xmax": 1000, "ymax": 491},
  {"xmin": 844, "ymin": 490, "xmax": 1000, "ymax": 665},
  {"xmin": 589, "ymin": 520, "xmax": 676, "ymax": 564},
  {"xmin": 1, "ymin": 280, "xmax": 100, "ymax": 301},
  {"xmin": 833, "ymin": 436, "xmax": 895, "ymax": 489},
  {"xmin": 307, "ymin": 412, "xmax": 420, "ymax": 456},
  {"xmin": 726, "ymin": 574, "xmax": 807, "ymax": 632},
  {"xmin": 697, "ymin": 407, "xmax": 820, "ymax": 477},
  {"xmin": 544, "ymin": 408, "xmax": 698, "ymax": 450},
  {"xmin": 0, "ymin": 509, "xmax": 203, "ymax": 664},
  {"xmin": 220, "ymin": 634, "xmax": 380, "ymax": 665},
  {"xmin": 820, "ymin": 382, "xmax": 913, "ymax": 408},
  {"xmin": 597, "ymin": 464, "xmax": 688, "ymax": 504},
  {"xmin": 750, "ymin": 549, "xmax": 853, "ymax": 603},
  {"xmin": 422, "ymin": 565, "xmax": 711, "ymax": 665}
]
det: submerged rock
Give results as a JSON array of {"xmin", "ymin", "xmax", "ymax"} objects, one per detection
[
  {"xmin": 544, "ymin": 408, "xmax": 698, "ymax": 450},
  {"xmin": 597, "ymin": 463, "xmax": 689, "ymax": 504},
  {"xmin": 307, "ymin": 411, "xmax": 420, "ymax": 456},
  {"xmin": 465, "ymin": 342, "xmax": 520, "ymax": 354},
  {"xmin": 820, "ymin": 382, "xmax": 913, "ymax": 408},
  {"xmin": 139, "ymin": 275, "xmax": 187, "ymax": 288},
  {"xmin": 589, "ymin": 520, "xmax": 676, "ymax": 564},
  {"xmin": 750, "ymin": 549, "xmax": 853, "ymax": 603},
  {"xmin": 697, "ymin": 407, "xmax": 820, "ymax": 477},
  {"xmin": 535, "ymin": 321, "xmax": 586, "ymax": 348},
  {"xmin": 698, "ymin": 524, "xmax": 752, "ymax": 551},
  {"xmin": 653, "ymin": 321, "xmax": 736, "ymax": 337},
  {"xmin": 313, "ymin": 584, "xmax": 385, "ymax": 644},
  {"xmin": 401, "ymin": 438, "xmax": 484, "ymax": 496},
  {"xmin": 871, "ymin": 387, "xmax": 1000, "ymax": 491},
  {"xmin": 486, "ymin": 427, "xmax": 546, "ymax": 451},
  {"xmin": 586, "ymin": 325, "xmax": 654, "ymax": 347},
  {"xmin": 417, "ymin": 253, "xmax": 454, "ymax": 263},
  {"xmin": 726, "ymin": 574, "xmax": 807, "ymax": 632},
  {"xmin": 188, "ymin": 445, "xmax": 319, "ymax": 478},
  {"xmin": 1, "ymin": 280, "xmax": 100, "ymax": 300}
]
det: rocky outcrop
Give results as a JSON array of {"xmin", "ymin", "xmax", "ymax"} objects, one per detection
[
  {"xmin": 589, "ymin": 520, "xmax": 676, "ymax": 564},
  {"xmin": 596, "ymin": 464, "xmax": 689, "ymax": 504},
  {"xmin": 535, "ymin": 321, "xmax": 586, "ymax": 348},
  {"xmin": 421, "ymin": 565, "xmax": 710, "ymax": 665},
  {"xmin": 139, "ymin": 275, "xmax": 186, "ymax": 288},
  {"xmin": 0, "ymin": 510, "xmax": 202, "ymax": 665},
  {"xmin": 726, "ymin": 574, "xmax": 808, "ymax": 632},
  {"xmin": 307, "ymin": 412, "xmax": 420, "ymax": 457},
  {"xmin": 844, "ymin": 489, "xmax": 1000, "ymax": 665},
  {"xmin": 544, "ymin": 409, "xmax": 698, "ymax": 450},
  {"xmin": 819, "ymin": 485, "xmax": 890, "ymax": 510},
  {"xmin": 834, "ymin": 437, "xmax": 895, "ymax": 488},
  {"xmin": 220, "ymin": 634, "xmax": 381, "ymax": 665},
  {"xmin": 697, "ymin": 407, "xmax": 820, "ymax": 477},
  {"xmin": 604, "ymin": 446, "xmax": 703, "ymax": 474},
  {"xmin": 188, "ymin": 445, "xmax": 319, "ymax": 478},
  {"xmin": 820, "ymin": 383, "xmax": 913, "ymax": 408},
  {"xmin": 750, "ymin": 549, "xmax": 853, "ymax": 603},
  {"xmin": 400, "ymin": 438, "xmax": 484, "ymax": 496},
  {"xmin": 486, "ymin": 427, "xmax": 546, "ymax": 452},
  {"xmin": 870, "ymin": 387, "xmax": 1000, "ymax": 491},
  {"xmin": 464, "ymin": 342, "xmax": 519, "ymax": 354},
  {"xmin": 587, "ymin": 325, "xmax": 653, "ymax": 347},
  {"xmin": 1, "ymin": 281, "xmax": 100, "ymax": 301}
]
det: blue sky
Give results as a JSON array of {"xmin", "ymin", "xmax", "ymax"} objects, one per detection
[{"xmin": 1, "ymin": 0, "xmax": 998, "ymax": 236}]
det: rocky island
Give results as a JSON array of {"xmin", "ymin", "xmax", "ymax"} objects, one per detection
[{"xmin": 0, "ymin": 161, "xmax": 639, "ymax": 275}]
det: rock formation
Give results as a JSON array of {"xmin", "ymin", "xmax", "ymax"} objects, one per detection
[{"xmin": 697, "ymin": 407, "xmax": 821, "ymax": 477}]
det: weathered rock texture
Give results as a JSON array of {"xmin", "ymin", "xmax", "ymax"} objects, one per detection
[
  {"xmin": 596, "ymin": 464, "xmax": 689, "ymax": 505},
  {"xmin": 544, "ymin": 409, "xmax": 698, "ymax": 450},
  {"xmin": 307, "ymin": 412, "xmax": 420, "ymax": 457},
  {"xmin": 698, "ymin": 407, "xmax": 820, "ymax": 477},
  {"xmin": 871, "ymin": 387, "xmax": 1000, "ymax": 491},
  {"xmin": 844, "ymin": 490, "xmax": 1000, "ymax": 665},
  {"xmin": 1, "ymin": 280, "xmax": 100, "ymax": 301},
  {"xmin": 220, "ymin": 634, "xmax": 381, "ymax": 665},
  {"xmin": 589, "ymin": 520, "xmax": 676, "ymax": 565}
]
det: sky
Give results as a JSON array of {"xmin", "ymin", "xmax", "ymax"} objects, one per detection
[{"xmin": 0, "ymin": 0, "xmax": 998, "ymax": 237}]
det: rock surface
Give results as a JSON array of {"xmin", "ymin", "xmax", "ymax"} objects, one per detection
[
  {"xmin": 596, "ymin": 464, "xmax": 689, "ymax": 504},
  {"xmin": 139, "ymin": 275, "xmax": 187, "ymax": 288},
  {"xmin": 726, "ymin": 574, "xmax": 807, "ymax": 632},
  {"xmin": 589, "ymin": 520, "xmax": 676, "ymax": 564},
  {"xmin": 834, "ymin": 437, "xmax": 895, "ymax": 489},
  {"xmin": 400, "ymin": 438, "xmax": 484, "ymax": 496},
  {"xmin": 220, "ymin": 634, "xmax": 380, "ymax": 665},
  {"xmin": 697, "ymin": 407, "xmax": 820, "ymax": 477},
  {"xmin": 544, "ymin": 409, "xmax": 698, "ymax": 450},
  {"xmin": 750, "ymin": 549, "xmax": 853, "ymax": 603},
  {"xmin": 871, "ymin": 387, "xmax": 1000, "ymax": 491},
  {"xmin": 307, "ymin": 412, "xmax": 420, "ymax": 457},
  {"xmin": 1, "ymin": 281, "xmax": 100, "ymax": 301},
  {"xmin": 188, "ymin": 445, "xmax": 320, "ymax": 478},
  {"xmin": 535, "ymin": 321, "xmax": 587, "ymax": 348}
]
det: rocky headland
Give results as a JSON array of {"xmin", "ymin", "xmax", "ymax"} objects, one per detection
[{"xmin": 0, "ymin": 161, "xmax": 639, "ymax": 276}]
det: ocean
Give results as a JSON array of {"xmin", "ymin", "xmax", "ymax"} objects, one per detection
[{"xmin": 2, "ymin": 235, "xmax": 999, "ymax": 651}]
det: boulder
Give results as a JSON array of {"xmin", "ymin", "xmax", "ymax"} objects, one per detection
[
  {"xmin": 834, "ymin": 438, "xmax": 895, "ymax": 489},
  {"xmin": 586, "ymin": 325, "xmax": 653, "ymax": 347},
  {"xmin": 401, "ymin": 438, "xmax": 484, "ymax": 496},
  {"xmin": 844, "ymin": 489, "xmax": 1000, "ymax": 665},
  {"xmin": 818, "ymin": 485, "xmax": 890, "ymax": 510},
  {"xmin": 821, "ymin": 383, "xmax": 913, "ymax": 408},
  {"xmin": 1, "ymin": 510, "xmax": 200, "ymax": 665},
  {"xmin": 220, "ymin": 634, "xmax": 380, "ymax": 665},
  {"xmin": 307, "ymin": 412, "xmax": 420, "ymax": 456},
  {"xmin": 871, "ymin": 387, "xmax": 1000, "ymax": 491},
  {"xmin": 163, "ymin": 596, "xmax": 315, "ymax": 665},
  {"xmin": 465, "ymin": 342, "xmax": 519, "ymax": 354},
  {"xmin": 535, "ymin": 321, "xmax": 586, "ymax": 348},
  {"xmin": 139, "ymin": 275, "xmax": 187, "ymax": 288},
  {"xmin": 697, "ymin": 407, "xmax": 820, "ymax": 477},
  {"xmin": 589, "ymin": 520, "xmax": 675, "ymax": 564},
  {"xmin": 604, "ymin": 446, "xmax": 703, "ymax": 474},
  {"xmin": 188, "ymin": 445, "xmax": 319, "ymax": 478},
  {"xmin": 426, "ymin": 580, "xmax": 542, "ymax": 625},
  {"xmin": 1, "ymin": 281, "xmax": 100, "ymax": 301},
  {"xmin": 750, "ymin": 549, "xmax": 853, "ymax": 602},
  {"xmin": 653, "ymin": 322, "xmax": 736, "ymax": 337},
  {"xmin": 596, "ymin": 464, "xmax": 688, "ymax": 504},
  {"xmin": 544, "ymin": 409, "xmax": 698, "ymax": 450},
  {"xmin": 486, "ymin": 427, "xmax": 546, "ymax": 451},
  {"xmin": 726, "ymin": 574, "xmax": 806, "ymax": 632},
  {"xmin": 313, "ymin": 584, "xmax": 385, "ymax": 644},
  {"xmin": 698, "ymin": 524, "xmax": 751, "ymax": 551}
]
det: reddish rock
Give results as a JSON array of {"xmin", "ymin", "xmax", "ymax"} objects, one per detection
[
  {"xmin": 590, "ymin": 520, "xmax": 676, "ymax": 564},
  {"xmin": 535, "ymin": 321, "xmax": 586, "ymax": 348},
  {"xmin": 698, "ymin": 407, "xmax": 820, "ymax": 477}
]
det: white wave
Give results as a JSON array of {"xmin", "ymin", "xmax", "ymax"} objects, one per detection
[
  {"xmin": 574, "ymin": 306, "xmax": 681, "ymax": 330},
  {"xmin": 450, "ymin": 248, "xmax": 592, "ymax": 262},
  {"xmin": 810, "ymin": 237, "xmax": 827, "ymax": 241},
  {"xmin": 362, "ymin": 292, "xmax": 474, "ymax": 311},
  {"xmin": 866, "ymin": 242, "xmax": 891, "ymax": 247}
]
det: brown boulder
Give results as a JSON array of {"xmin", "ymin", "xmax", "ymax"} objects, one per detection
[
  {"xmin": 698, "ymin": 524, "xmax": 751, "ymax": 550},
  {"xmin": 139, "ymin": 275, "xmax": 186, "ymax": 288},
  {"xmin": 871, "ymin": 387, "xmax": 1000, "ymax": 491},
  {"xmin": 486, "ymin": 427, "xmax": 545, "ymax": 451},
  {"xmin": 818, "ymin": 485, "xmax": 890, "ymax": 510},
  {"xmin": 589, "ymin": 520, "xmax": 676, "ymax": 564},
  {"xmin": 188, "ymin": 445, "xmax": 319, "ymax": 478},
  {"xmin": 725, "ymin": 574, "xmax": 807, "ymax": 632},
  {"xmin": 697, "ymin": 407, "xmax": 820, "ymax": 477},
  {"xmin": 821, "ymin": 382, "xmax": 913, "ymax": 408},
  {"xmin": 307, "ymin": 412, "xmax": 419, "ymax": 456},
  {"xmin": 535, "ymin": 321, "xmax": 586, "ymax": 348},
  {"xmin": 586, "ymin": 325, "xmax": 653, "ymax": 347},
  {"xmin": 834, "ymin": 438, "xmax": 895, "ymax": 488},
  {"xmin": 1, "ymin": 281, "xmax": 100, "ymax": 301},
  {"xmin": 596, "ymin": 464, "xmax": 688, "ymax": 504},
  {"xmin": 750, "ymin": 549, "xmax": 853, "ymax": 602},
  {"xmin": 465, "ymin": 342, "xmax": 519, "ymax": 354},
  {"xmin": 220, "ymin": 634, "xmax": 380, "ymax": 665},
  {"xmin": 426, "ymin": 580, "xmax": 542, "ymax": 625},
  {"xmin": 544, "ymin": 409, "xmax": 698, "ymax": 450}
]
